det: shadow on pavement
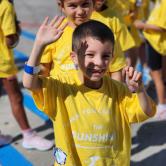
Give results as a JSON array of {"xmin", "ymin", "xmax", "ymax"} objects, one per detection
[
  {"xmin": 131, "ymin": 150, "xmax": 166, "ymax": 166},
  {"xmin": 131, "ymin": 121, "xmax": 166, "ymax": 165}
]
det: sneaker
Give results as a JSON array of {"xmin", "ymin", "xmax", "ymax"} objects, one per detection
[
  {"xmin": 154, "ymin": 105, "xmax": 166, "ymax": 120},
  {"xmin": 22, "ymin": 131, "xmax": 54, "ymax": 151},
  {"xmin": 0, "ymin": 134, "xmax": 13, "ymax": 147}
]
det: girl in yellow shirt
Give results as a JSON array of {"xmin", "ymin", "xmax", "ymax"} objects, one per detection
[
  {"xmin": 0, "ymin": 0, "xmax": 53, "ymax": 150},
  {"xmin": 41, "ymin": 0, "xmax": 128, "ymax": 81}
]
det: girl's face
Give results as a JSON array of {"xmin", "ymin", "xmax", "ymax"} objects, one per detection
[{"xmin": 60, "ymin": 0, "xmax": 94, "ymax": 27}]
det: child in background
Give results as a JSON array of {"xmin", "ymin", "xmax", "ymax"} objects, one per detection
[
  {"xmin": 134, "ymin": 0, "xmax": 166, "ymax": 120},
  {"xmin": 23, "ymin": 18, "xmax": 156, "ymax": 166},
  {"xmin": 92, "ymin": 0, "xmax": 136, "ymax": 53},
  {"xmin": 41, "ymin": 0, "xmax": 127, "ymax": 81},
  {"xmin": 0, "ymin": 0, "xmax": 53, "ymax": 150}
]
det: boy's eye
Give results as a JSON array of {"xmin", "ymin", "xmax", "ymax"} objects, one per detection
[
  {"xmin": 82, "ymin": 2, "xmax": 91, "ymax": 8},
  {"xmin": 67, "ymin": 4, "xmax": 77, "ymax": 8},
  {"xmin": 103, "ymin": 54, "xmax": 111, "ymax": 59},
  {"xmin": 85, "ymin": 53, "xmax": 94, "ymax": 57}
]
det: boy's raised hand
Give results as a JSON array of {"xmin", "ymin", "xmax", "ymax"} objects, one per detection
[
  {"xmin": 124, "ymin": 66, "xmax": 143, "ymax": 93},
  {"xmin": 35, "ymin": 16, "xmax": 68, "ymax": 47}
]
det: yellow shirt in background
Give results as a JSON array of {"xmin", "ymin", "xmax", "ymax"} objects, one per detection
[
  {"xmin": 0, "ymin": 0, "xmax": 17, "ymax": 77},
  {"xmin": 91, "ymin": 11, "xmax": 135, "ymax": 51},
  {"xmin": 107, "ymin": 0, "xmax": 143, "ymax": 47},
  {"xmin": 143, "ymin": 0, "xmax": 166, "ymax": 55},
  {"xmin": 32, "ymin": 71, "xmax": 156, "ymax": 166},
  {"xmin": 108, "ymin": 0, "xmax": 131, "ymax": 25},
  {"xmin": 41, "ymin": 17, "xmax": 127, "ymax": 75},
  {"xmin": 137, "ymin": 0, "xmax": 150, "ymax": 20}
]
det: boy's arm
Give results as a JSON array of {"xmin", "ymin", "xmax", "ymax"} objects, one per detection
[
  {"xmin": 124, "ymin": 66, "xmax": 155, "ymax": 116},
  {"xmin": 23, "ymin": 16, "xmax": 67, "ymax": 90},
  {"xmin": 23, "ymin": 42, "xmax": 45, "ymax": 89}
]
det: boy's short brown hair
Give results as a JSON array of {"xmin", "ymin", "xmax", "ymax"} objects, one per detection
[{"xmin": 72, "ymin": 20, "xmax": 114, "ymax": 54}]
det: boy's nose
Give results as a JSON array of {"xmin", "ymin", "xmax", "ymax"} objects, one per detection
[
  {"xmin": 77, "ymin": 7, "xmax": 85, "ymax": 15},
  {"xmin": 94, "ymin": 56, "xmax": 103, "ymax": 66}
]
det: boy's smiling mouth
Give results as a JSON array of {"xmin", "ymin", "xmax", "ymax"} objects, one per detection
[{"xmin": 88, "ymin": 68, "xmax": 106, "ymax": 77}]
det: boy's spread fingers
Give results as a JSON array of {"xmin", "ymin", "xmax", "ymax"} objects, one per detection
[
  {"xmin": 129, "ymin": 67, "xmax": 134, "ymax": 77},
  {"xmin": 53, "ymin": 16, "xmax": 65, "ymax": 28},
  {"xmin": 54, "ymin": 30, "xmax": 63, "ymax": 40},
  {"xmin": 132, "ymin": 70, "xmax": 138, "ymax": 81},
  {"xmin": 135, "ymin": 72, "xmax": 142, "ymax": 82},
  {"xmin": 60, "ymin": 22, "xmax": 68, "ymax": 31},
  {"xmin": 42, "ymin": 16, "xmax": 49, "ymax": 25},
  {"xmin": 125, "ymin": 71, "xmax": 130, "ymax": 83},
  {"xmin": 50, "ymin": 16, "xmax": 59, "ymax": 26}
]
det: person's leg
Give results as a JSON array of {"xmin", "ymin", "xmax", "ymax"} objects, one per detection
[
  {"xmin": 2, "ymin": 76, "xmax": 30, "ymax": 130},
  {"xmin": 0, "ymin": 78, "xmax": 13, "ymax": 146},
  {"xmin": 150, "ymin": 69, "xmax": 165, "ymax": 104},
  {"xmin": 147, "ymin": 42, "xmax": 166, "ymax": 119},
  {"xmin": 2, "ymin": 76, "xmax": 53, "ymax": 150},
  {"xmin": 162, "ymin": 56, "xmax": 166, "ymax": 84},
  {"xmin": 138, "ymin": 42, "xmax": 146, "ymax": 66}
]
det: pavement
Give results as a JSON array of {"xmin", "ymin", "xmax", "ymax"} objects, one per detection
[{"xmin": 1, "ymin": 0, "xmax": 166, "ymax": 166}]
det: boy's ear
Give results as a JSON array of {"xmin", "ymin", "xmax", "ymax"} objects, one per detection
[{"xmin": 70, "ymin": 51, "xmax": 78, "ymax": 64}]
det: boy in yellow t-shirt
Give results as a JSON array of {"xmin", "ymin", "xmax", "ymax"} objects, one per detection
[
  {"xmin": 0, "ymin": 0, "xmax": 53, "ymax": 150},
  {"xmin": 23, "ymin": 18, "xmax": 156, "ymax": 166},
  {"xmin": 134, "ymin": 0, "xmax": 166, "ymax": 120},
  {"xmin": 41, "ymin": 0, "xmax": 127, "ymax": 81}
]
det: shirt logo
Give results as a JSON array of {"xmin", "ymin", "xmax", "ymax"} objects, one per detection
[{"xmin": 53, "ymin": 147, "xmax": 67, "ymax": 165}]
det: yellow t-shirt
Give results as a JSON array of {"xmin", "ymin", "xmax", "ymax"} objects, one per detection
[
  {"xmin": 137, "ymin": 0, "xmax": 150, "ymax": 20},
  {"xmin": 143, "ymin": 0, "xmax": 166, "ymax": 55},
  {"xmin": 32, "ymin": 71, "xmax": 156, "ymax": 166},
  {"xmin": 107, "ymin": 0, "xmax": 131, "ymax": 26},
  {"xmin": 0, "ymin": 0, "xmax": 18, "ymax": 78},
  {"xmin": 41, "ymin": 18, "xmax": 126, "ymax": 75},
  {"xmin": 107, "ymin": 0, "xmax": 143, "ymax": 47},
  {"xmin": 91, "ymin": 11, "xmax": 135, "ymax": 51}
]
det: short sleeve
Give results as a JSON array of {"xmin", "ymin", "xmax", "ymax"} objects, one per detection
[
  {"xmin": 108, "ymin": 40, "xmax": 126, "ymax": 72},
  {"xmin": 1, "ymin": 3, "xmax": 16, "ymax": 36},
  {"xmin": 115, "ymin": 82, "xmax": 156, "ymax": 124},
  {"xmin": 109, "ymin": 17, "xmax": 135, "ymax": 51},
  {"xmin": 122, "ymin": 91, "xmax": 156, "ymax": 123},
  {"xmin": 31, "ymin": 76, "xmax": 59, "ymax": 121},
  {"xmin": 154, "ymin": 0, "xmax": 166, "ymax": 29},
  {"xmin": 40, "ymin": 44, "xmax": 55, "ymax": 63}
]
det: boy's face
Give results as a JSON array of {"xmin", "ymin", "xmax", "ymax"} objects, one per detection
[
  {"xmin": 72, "ymin": 37, "xmax": 113, "ymax": 87},
  {"xmin": 60, "ymin": 0, "xmax": 94, "ymax": 27}
]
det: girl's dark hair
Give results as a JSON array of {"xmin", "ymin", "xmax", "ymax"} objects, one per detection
[{"xmin": 72, "ymin": 20, "xmax": 115, "ymax": 53}]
